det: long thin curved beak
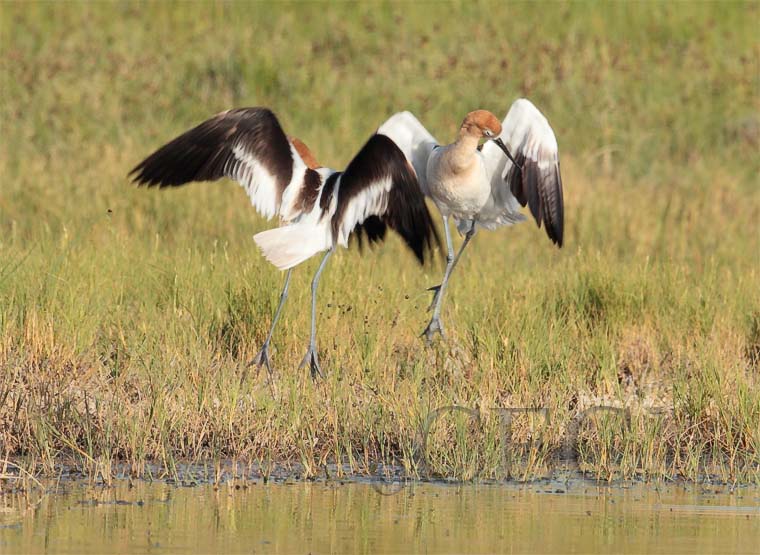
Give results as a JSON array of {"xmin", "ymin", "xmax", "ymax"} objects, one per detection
[{"xmin": 493, "ymin": 137, "xmax": 519, "ymax": 168}]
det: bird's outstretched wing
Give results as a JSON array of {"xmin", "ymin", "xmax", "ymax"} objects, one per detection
[
  {"xmin": 481, "ymin": 99, "xmax": 564, "ymax": 247},
  {"xmin": 377, "ymin": 111, "xmax": 439, "ymax": 195},
  {"xmin": 332, "ymin": 134, "xmax": 440, "ymax": 264},
  {"xmin": 129, "ymin": 107, "xmax": 313, "ymax": 220}
]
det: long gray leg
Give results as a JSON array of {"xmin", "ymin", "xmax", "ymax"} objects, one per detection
[
  {"xmin": 249, "ymin": 268, "xmax": 293, "ymax": 377},
  {"xmin": 299, "ymin": 247, "xmax": 334, "ymax": 379},
  {"xmin": 423, "ymin": 219, "xmax": 476, "ymax": 343},
  {"xmin": 426, "ymin": 215, "xmax": 454, "ymax": 312},
  {"xmin": 449, "ymin": 223, "xmax": 476, "ymax": 274}
]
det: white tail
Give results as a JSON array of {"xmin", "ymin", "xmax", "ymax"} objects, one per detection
[{"xmin": 253, "ymin": 222, "xmax": 332, "ymax": 271}]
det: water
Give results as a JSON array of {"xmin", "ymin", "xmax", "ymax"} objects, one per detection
[{"xmin": 1, "ymin": 479, "xmax": 758, "ymax": 553}]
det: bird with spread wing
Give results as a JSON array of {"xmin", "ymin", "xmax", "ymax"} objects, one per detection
[
  {"xmin": 377, "ymin": 99, "xmax": 565, "ymax": 342},
  {"xmin": 131, "ymin": 108, "xmax": 439, "ymax": 377}
]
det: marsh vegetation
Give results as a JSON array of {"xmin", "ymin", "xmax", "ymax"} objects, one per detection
[{"xmin": 1, "ymin": 2, "xmax": 759, "ymax": 483}]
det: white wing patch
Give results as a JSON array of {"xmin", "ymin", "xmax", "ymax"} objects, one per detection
[
  {"xmin": 278, "ymin": 142, "xmax": 309, "ymax": 223},
  {"xmin": 500, "ymin": 99, "xmax": 559, "ymax": 161},
  {"xmin": 228, "ymin": 143, "xmax": 282, "ymax": 219},
  {"xmin": 478, "ymin": 138, "xmax": 525, "ymax": 228},
  {"xmin": 378, "ymin": 111, "xmax": 438, "ymax": 193},
  {"xmin": 334, "ymin": 177, "xmax": 392, "ymax": 247}
]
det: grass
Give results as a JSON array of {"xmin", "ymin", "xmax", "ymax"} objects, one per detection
[{"xmin": 1, "ymin": 1, "xmax": 759, "ymax": 483}]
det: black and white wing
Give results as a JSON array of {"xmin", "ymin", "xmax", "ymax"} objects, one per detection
[
  {"xmin": 332, "ymin": 134, "xmax": 440, "ymax": 264},
  {"xmin": 377, "ymin": 111, "xmax": 438, "ymax": 194},
  {"xmin": 129, "ymin": 107, "xmax": 314, "ymax": 221},
  {"xmin": 481, "ymin": 99, "xmax": 564, "ymax": 247}
]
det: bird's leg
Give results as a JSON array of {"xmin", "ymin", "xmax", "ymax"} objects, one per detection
[
  {"xmin": 427, "ymin": 221, "xmax": 477, "ymax": 311},
  {"xmin": 450, "ymin": 222, "xmax": 476, "ymax": 272},
  {"xmin": 423, "ymin": 220, "xmax": 475, "ymax": 343},
  {"xmin": 299, "ymin": 247, "xmax": 334, "ymax": 379},
  {"xmin": 249, "ymin": 269, "xmax": 293, "ymax": 377},
  {"xmin": 423, "ymin": 217, "xmax": 454, "ymax": 341},
  {"xmin": 427, "ymin": 216, "xmax": 455, "ymax": 312}
]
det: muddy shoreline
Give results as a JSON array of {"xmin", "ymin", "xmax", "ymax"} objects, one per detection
[{"xmin": 3, "ymin": 458, "xmax": 759, "ymax": 494}]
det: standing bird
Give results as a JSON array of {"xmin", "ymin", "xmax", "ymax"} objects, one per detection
[
  {"xmin": 130, "ymin": 108, "xmax": 439, "ymax": 377},
  {"xmin": 378, "ymin": 99, "xmax": 564, "ymax": 342}
]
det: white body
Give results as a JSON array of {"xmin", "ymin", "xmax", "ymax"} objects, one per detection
[
  {"xmin": 425, "ymin": 146, "xmax": 492, "ymax": 219},
  {"xmin": 254, "ymin": 167, "xmax": 336, "ymax": 270}
]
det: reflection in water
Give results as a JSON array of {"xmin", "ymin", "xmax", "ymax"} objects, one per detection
[{"xmin": 1, "ymin": 480, "xmax": 758, "ymax": 554}]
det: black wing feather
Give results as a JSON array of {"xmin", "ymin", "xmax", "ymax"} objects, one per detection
[
  {"xmin": 129, "ymin": 107, "xmax": 294, "ymax": 203},
  {"xmin": 505, "ymin": 148, "xmax": 564, "ymax": 247},
  {"xmin": 335, "ymin": 134, "xmax": 441, "ymax": 264}
]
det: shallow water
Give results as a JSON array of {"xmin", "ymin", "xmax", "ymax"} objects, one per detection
[{"xmin": 1, "ymin": 479, "xmax": 758, "ymax": 554}]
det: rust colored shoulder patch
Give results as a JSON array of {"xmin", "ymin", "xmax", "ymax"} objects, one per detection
[{"xmin": 290, "ymin": 136, "xmax": 321, "ymax": 170}]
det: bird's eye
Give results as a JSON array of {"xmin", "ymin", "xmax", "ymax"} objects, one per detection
[{"xmin": 484, "ymin": 129, "xmax": 493, "ymax": 137}]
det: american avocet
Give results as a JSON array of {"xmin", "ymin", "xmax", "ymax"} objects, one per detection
[
  {"xmin": 378, "ymin": 99, "xmax": 564, "ymax": 342},
  {"xmin": 130, "ymin": 107, "xmax": 439, "ymax": 377}
]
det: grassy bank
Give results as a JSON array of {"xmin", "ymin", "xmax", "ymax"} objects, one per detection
[{"xmin": 1, "ymin": 1, "xmax": 759, "ymax": 483}]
